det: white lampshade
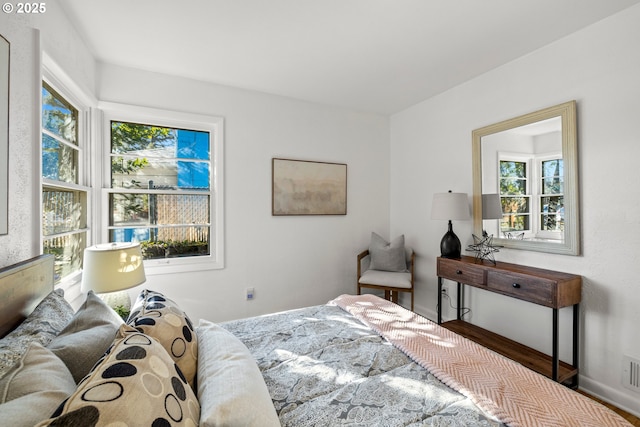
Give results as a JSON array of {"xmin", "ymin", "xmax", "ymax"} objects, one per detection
[
  {"xmin": 431, "ymin": 192, "xmax": 471, "ymax": 220},
  {"xmin": 81, "ymin": 242, "xmax": 146, "ymax": 294},
  {"xmin": 482, "ymin": 194, "xmax": 503, "ymax": 219}
]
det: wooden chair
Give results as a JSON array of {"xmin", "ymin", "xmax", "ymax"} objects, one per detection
[{"xmin": 357, "ymin": 248, "xmax": 415, "ymax": 310}]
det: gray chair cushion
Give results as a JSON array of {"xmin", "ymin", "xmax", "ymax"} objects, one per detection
[{"xmin": 359, "ymin": 269, "xmax": 412, "ymax": 288}]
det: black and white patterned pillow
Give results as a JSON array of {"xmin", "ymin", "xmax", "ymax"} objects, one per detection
[
  {"xmin": 35, "ymin": 324, "xmax": 200, "ymax": 427},
  {"xmin": 128, "ymin": 290, "xmax": 198, "ymax": 389}
]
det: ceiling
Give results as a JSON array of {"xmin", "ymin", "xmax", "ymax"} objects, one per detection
[{"xmin": 58, "ymin": 0, "xmax": 640, "ymax": 115}]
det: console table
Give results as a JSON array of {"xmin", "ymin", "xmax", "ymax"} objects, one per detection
[{"xmin": 436, "ymin": 255, "xmax": 581, "ymax": 387}]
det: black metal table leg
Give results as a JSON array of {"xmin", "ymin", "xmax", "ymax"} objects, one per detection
[
  {"xmin": 572, "ymin": 303, "xmax": 579, "ymax": 388},
  {"xmin": 457, "ymin": 282, "xmax": 462, "ymax": 320},
  {"xmin": 552, "ymin": 308, "xmax": 559, "ymax": 381},
  {"xmin": 437, "ymin": 277, "xmax": 443, "ymax": 324}
]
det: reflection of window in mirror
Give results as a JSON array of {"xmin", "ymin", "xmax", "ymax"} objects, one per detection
[
  {"xmin": 482, "ymin": 117, "xmax": 563, "ymax": 243},
  {"xmin": 493, "ymin": 154, "xmax": 563, "ymax": 241},
  {"xmin": 538, "ymin": 156, "xmax": 564, "ymax": 240},
  {"xmin": 498, "ymin": 156, "xmax": 531, "ymax": 237}
]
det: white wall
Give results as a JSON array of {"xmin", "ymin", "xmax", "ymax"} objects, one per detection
[
  {"xmin": 0, "ymin": 20, "xmax": 39, "ymax": 266},
  {"xmin": 390, "ymin": 4, "xmax": 640, "ymax": 415},
  {"xmin": 1, "ymin": 3, "xmax": 390, "ymax": 319},
  {"xmin": 0, "ymin": 4, "xmax": 96, "ymax": 267},
  {"xmin": 96, "ymin": 64, "xmax": 390, "ymax": 322}
]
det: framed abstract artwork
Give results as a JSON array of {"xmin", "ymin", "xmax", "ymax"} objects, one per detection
[{"xmin": 272, "ymin": 158, "xmax": 347, "ymax": 215}]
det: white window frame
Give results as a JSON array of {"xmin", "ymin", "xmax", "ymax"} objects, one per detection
[
  {"xmin": 497, "ymin": 153, "xmax": 532, "ymax": 238},
  {"xmin": 98, "ymin": 102, "xmax": 224, "ymax": 275},
  {"xmin": 41, "ymin": 55, "xmax": 94, "ymax": 285},
  {"xmin": 534, "ymin": 152, "xmax": 563, "ymax": 241},
  {"xmin": 497, "ymin": 151, "xmax": 563, "ymax": 241}
]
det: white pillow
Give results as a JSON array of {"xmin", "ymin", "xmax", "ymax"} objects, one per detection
[{"xmin": 196, "ymin": 319, "xmax": 280, "ymax": 427}]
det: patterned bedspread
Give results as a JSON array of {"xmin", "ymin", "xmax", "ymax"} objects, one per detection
[{"xmin": 221, "ymin": 302, "xmax": 504, "ymax": 426}]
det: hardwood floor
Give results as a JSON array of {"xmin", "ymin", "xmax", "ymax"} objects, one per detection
[{"xmin": 579, "ymin": 391, "xmax": 640, "ymax": 426}]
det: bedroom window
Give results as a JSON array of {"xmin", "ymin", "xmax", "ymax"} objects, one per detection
[
  {"xmin": 41, "ymin": 81, "xmax": 89, "ymax": 282},
  {"xmin": 499, "ymin": 158, "xmax": 531, "ymax": 237},
  {"xmin": 100, "ymin": 104, "xmax": 224, "ymax": 273}
]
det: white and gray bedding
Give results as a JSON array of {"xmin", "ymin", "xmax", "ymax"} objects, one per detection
[{"xmin": 221, "ymin": 302, "xmax": 504, "ymax": 426}]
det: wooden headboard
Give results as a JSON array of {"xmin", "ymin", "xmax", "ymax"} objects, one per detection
[{"xmin": 0, "ymin": 254, "xmax": 55, "ymax": 337}]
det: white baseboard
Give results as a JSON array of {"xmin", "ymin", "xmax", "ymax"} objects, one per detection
[{"xmin": 579, "ymin": 376, "xmax": 640, "ymax": 418}]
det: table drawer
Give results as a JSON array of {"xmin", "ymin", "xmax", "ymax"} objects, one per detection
[
  {"xmin": 438, "ymin": 258, "xmax": 485, "ymax": 286},
  {"xmin": 487, "ymin": 270, "xmax": 556, "ymax": 306}
]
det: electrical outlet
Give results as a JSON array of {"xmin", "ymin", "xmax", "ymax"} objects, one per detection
[
  {"xmin": 246, "ymin": 287, "xmax": 255, "ymax": 300},
  {"xmin": 441, "ymin": 287, "xmax": 448, "ymax": 296}
]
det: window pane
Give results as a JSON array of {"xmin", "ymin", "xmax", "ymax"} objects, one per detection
[
  {"xmin": 500, "ymin": 161, "xmax": 526, "ymax": 178},
  {"xmin": 42, "ymin": 188, "xmax": 86, "ymax": 235},
  {"xmin": 111, "ymin": 121, "xmax": 176, "ymax": 155},
  {"xmin": 542, "ymin": 177, "xmax": 564, "ymax": 194},
  {"xmin": 542, "ymin": 159, "xmax": 563, "ymax": 194},
  {"xmin": 43, "ymin": 232, "xmax": 86, "ymax": 282},
  {"xmin": 500, "ymin": 178, "xmax": 526, "ymax": 195},
  {"xmin": 501, "ymin": 215, "xmax": 530, "ymax": 232},
  {"xmin": 176, "ymin": 129, "xmax": 210, "ymax": 160},
  {"xmin": 111, "ymin": 122, "xmax": 209, "ymax": 160},
  {"xmin": 501, "ymin": 196, "xmax": 530, "ymax": 231},
  {"xmin": 542, "ymin": 159, "xmax": 563, "ymax": 178},
  {"xmin": 42, "ymin": 84, "xmax": 77, "ymax": 144},
  {"xmin": 110, "ymin": 226, "xmax": 210, "ymax": 259},
  {"xmin": 42, "ymin": 134, "xmax": 78, "ymax": 183},
  {"xmin": 502, "ymin": 196, "xmax": 529, "ymax": 214},
  {"xmin": 111, "ymin": 158, "xmax": 210, "ymax": 190},
  {"xmin": 110, "ymin": 193, "xmax": 209, "ymax": 226},
  {"xmin": 541, "ymin": 196, "xmax": 564, "ymax": 231}
]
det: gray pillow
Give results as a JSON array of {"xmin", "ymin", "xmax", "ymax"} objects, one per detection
[
  {"xmin": 369, "ymin": 232, "xmax": 406, "ymax": 272},
  {"xmin": 0, "ymin": 342, "xmax": 76, "ymax": 427},
  {"xmin": 0, "ymin": 289, "xmax": 74, "ymax": 378},
  {"xmin": 47, "ymin": 291, "xmax": 124, "ymax": 383}
]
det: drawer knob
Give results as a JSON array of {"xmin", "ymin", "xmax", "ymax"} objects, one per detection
[
  {"xmin": 512, "ymin": 283, "xmax": 521, "ymax": 288},
  {"xmin": 456, "ymin": 270, "xmax": 463, "ymax": 275}
]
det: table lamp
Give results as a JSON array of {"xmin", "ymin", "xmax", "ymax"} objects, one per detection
[
  {"xmin": 81, "ymin": 242, "xmax": 146, "ymax": 317},
  {"xmin": 482, "ymin": 193, "xmax": 503, "ymax": 221},
  {"xmin": 431, "ymin": 191, "xmax": 470, "ymax": 258}
]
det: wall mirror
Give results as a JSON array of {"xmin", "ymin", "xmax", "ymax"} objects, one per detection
[
  {"xmin": 0, "ymin": 34, "xmax": 8, "ymax": 235},
  {"xmin": 472, "ymin": 101, "xmax": 579, "ymax": 255}
]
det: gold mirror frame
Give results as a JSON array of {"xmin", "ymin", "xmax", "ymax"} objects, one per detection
[{"xmin": 472, "ymin": 101, "xmax": 580, "ymax": 255}]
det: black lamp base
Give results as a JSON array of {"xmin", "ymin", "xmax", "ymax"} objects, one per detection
[{"xmin": 440, "ymin": 220, "xmax": 461, "ymax": 259}]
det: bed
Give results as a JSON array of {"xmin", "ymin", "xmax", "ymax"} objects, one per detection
[{"xmin": 0, "ymin": 255, "xmax": 633, "ymax": 427}]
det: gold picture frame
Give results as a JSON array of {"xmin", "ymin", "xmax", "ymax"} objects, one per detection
[{"xmin": 272, "ymin": 158, "xmax": 347, "ymax": 215}]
